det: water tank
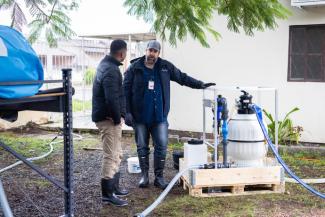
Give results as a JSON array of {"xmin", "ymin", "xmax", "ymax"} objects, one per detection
[
  {"xmin": 184, "ymin": 139, "xmax": 208, "ymax": 168},
  {"xmin": 183, "ymin": 139, "xmax": 207, "ymax": 178},
  {"xmin": 0, "ymin": 25, "xmax": 43, "ymax": 99}
]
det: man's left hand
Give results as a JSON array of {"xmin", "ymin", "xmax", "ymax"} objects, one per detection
[{"xmin": 202, "ymin": 82, "xmax": 216, "ymax": 89}]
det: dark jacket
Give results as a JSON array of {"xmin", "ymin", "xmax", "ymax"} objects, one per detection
[
  {"xmin": 123, "ymin": 56, "xmax": 204, "ymax": 123},
  {"xmin": 92, "ymin": 55, "xmax": 126, "ymax": 124}
]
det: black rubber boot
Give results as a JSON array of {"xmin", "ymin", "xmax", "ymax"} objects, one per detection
[
  {"xmin": 113, "ymin": 172, "xmax": 129, "ymax": 196},
  {"xmin": 101, "ymin": 178, "xmax": 128, "ymax": 206},
  {"xmin": 138, "ymin": 156, "xmax": 149, "ymax": 188},
  {"xmin": 153, "ymin": 156, "xmax": 169, "ymax": 190}
]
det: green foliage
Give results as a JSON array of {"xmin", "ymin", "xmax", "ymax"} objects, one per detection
[
  {"xmin": 0, "ymin": 0, "xmax": 79, "ymax": 47},
  {"xmin": 1, "ymin": 1, "xmax": 291, "ymax": 48},
  {"xmin": 124, "ymin": 0, "xmax": 291, "ymax": 47},
  {"xmin": 0, "ymin": 132, "xmax": 51, "ymax": 157},
  {"xmin": 84, "ymin": 68, "xmax": 95, "ymax": 86},
  {"xmin": 263, "ymin": 107, "xmax": 303, "ymax": 145},
  {"xmin": 72, "ymin": 99, "xmax": 91, "ymax": 112},
  {"xmin": 168, "ymin": 143, "xmax": 183, "ymax": 151}
]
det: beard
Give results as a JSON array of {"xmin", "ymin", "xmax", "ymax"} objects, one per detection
[{"xmin": 145, "ymin": 55, "xmax": 157, "ymax": 65}]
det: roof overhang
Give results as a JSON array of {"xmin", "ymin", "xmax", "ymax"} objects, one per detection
[{"xmin": 79, "ymin": 32, "xmax": 156, "ymax": 42}]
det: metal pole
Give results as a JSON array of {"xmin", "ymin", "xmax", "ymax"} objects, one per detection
[
  {"xmin": 275, "ymin": 89, "xmax": 279, "ymax": 152},
  {"xmin": 62, "ymin": 69, "xmax": 74, "ymax": 217},
  {"xmin": 81, "ymin": 37, "xmax": 85, "ymax": 115},
  {"xmin": 0, "ymin": 179, "xmax": 13, "ymax": 217}
]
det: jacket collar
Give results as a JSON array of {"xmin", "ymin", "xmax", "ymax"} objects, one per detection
[{"xmin": 105, "ymin": 55, "xmax": 123, "ymax": 66}]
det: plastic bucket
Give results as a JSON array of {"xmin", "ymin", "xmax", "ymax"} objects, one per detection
[{"xmin": 127, "ymin": 157, "xmax": 141, "ymax": 173}]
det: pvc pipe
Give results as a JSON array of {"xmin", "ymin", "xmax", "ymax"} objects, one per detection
[
  {"xmin": 204, "ymin": 141, "xmax": 214, "ymax": 148},
  {"xmin": 275, "ymin": 89, "xmax": 279, "ymax": 152},
  {"xmin": 135, "ymin": 165, "xmax": 204, "ymax": 217},
  {"xmin": 0, "ymin": 179, "xmax": 13, "ymax": 217},
  {"xmin": 203, "ymin": 89, "xmax": 206, "ymax": 142},
  {"xmin": 204, "ymin": 86, "xmax": 277, "ymax": 92},
  {"xmin": 285, "ymin": 178, "xmax": 325, "ymax": 184},
  {"xmin": 213, "ymin": 89, "xmax": 218, "ymax": 168}
]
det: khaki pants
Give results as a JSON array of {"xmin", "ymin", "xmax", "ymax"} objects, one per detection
[{"xmin": 95, "ymin": 119, "xmax": 122, "ymax": 179}]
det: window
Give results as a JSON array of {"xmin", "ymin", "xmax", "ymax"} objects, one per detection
[
  {"xmin": 288, "ymin": 25, "xmax": 325, "ymax": 82},
  {"xmin": 39, "ymin": 55, "xmax": 47, "ymax": 68},
  {"xmin": 52, "ymin": 55, "xmax": 74, "ymax": 70}
]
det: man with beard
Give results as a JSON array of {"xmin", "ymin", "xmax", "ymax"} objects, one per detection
[{"xmin": 123, "ymin": 40, "xmax": 215, "ymax": 190}]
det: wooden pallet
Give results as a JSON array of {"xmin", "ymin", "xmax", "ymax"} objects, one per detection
[{"xmin": 179, "ymin": 158, "xmax": 285, "ymax": 197}]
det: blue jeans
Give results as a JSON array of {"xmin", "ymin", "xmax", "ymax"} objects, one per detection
[{"xmin": 134, "ymin": 121, "xmax": 168, "ymax": 159}]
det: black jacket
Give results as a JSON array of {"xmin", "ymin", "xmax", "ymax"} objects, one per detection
[
  {"xmin": 92, "ymin": 55, "xmax": 126, "ymax": 124},
  {"xmin": 123, "ymin": 56, "xmax": 204, "ymax": 123}
]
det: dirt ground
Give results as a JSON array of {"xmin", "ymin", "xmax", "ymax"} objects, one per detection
[{"xmin": 0, "ymin": 127, "xmax": 324, "ymax": 217}]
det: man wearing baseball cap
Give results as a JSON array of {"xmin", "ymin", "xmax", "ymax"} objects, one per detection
[{"xmin": 123, "ymin": 40, "xmax": 215, "ymax": 190}]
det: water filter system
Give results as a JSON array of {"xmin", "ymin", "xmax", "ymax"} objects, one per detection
[
  {"xmin": 227, "ymin": 91, "xmax": 268, "ymax": 167},
  {"xmin": 135, "ymin": 87, "xmax": 324, "ymax": 217}
]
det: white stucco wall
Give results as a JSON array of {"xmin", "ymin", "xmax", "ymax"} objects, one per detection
[{"xmin": 161, "ymin": 1, "xmax": 325, "ymax": 143}]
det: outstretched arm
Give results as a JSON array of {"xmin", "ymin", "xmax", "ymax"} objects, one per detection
[{"xmin": 170, "ymin": 64, "xmax": 215, "ymax": 89}]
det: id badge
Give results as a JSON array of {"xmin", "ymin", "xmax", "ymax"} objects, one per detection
[{"xmin": 148, "ymin": 80, "xmax": 155, "ymax": 90}]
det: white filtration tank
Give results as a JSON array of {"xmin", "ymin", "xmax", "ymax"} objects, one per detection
[{"xmin": 227, "ymin": 113, "xmax": 268, "ymax": 167}]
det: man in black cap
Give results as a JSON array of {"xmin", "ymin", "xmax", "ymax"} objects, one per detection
[
  {"xmin": 123, "ymin": 40, "xmax": 215, "ymax": 190},
  {"xmin": 92, "ymin": 39, "xmax": 128, "ymax": 206}
]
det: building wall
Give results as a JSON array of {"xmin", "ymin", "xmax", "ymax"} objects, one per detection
[{"xmin": 162, "ymin": 1, "xmax": 325, "ymax": 143}]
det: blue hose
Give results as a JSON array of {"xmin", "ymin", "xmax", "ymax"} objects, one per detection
[{"xmin": 252, "ymin": 104, "xmax": 325, "ymax": 200}]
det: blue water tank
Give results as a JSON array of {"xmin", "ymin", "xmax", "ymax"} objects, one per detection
[{"xmin": 0, "ymin": 25, "xmax": 44, "ymax": 99}]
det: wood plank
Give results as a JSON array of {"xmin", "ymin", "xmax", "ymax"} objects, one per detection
[
  {"xmin": 181, "ymin": 176, "xmax": 285, "ymax": 197},
  {"xmin": 192, "ymin": 166, "xmax": 282, "ymax": 187},
  {"xmin": 179, "ymin": 158, "xmax": 283, "ymax": 187},
  {"xmin": 29, "ymin": 92, "xmax": 66, "ymax": 98}
]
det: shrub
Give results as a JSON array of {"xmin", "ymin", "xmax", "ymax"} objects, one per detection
[
  {"xmin": 263, "ymin": 107, "xmax": 303, "ymax": 145},
  {"xmin": 84, "ymin": 68, "xmax": 96, "ymax": 85}
]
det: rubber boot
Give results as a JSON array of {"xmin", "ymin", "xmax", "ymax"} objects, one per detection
[
  {"xmin": 113, "ymin": 172, "xmax": 129, "ymax": 196},
  {"xmin": 101, "ymin": 178, "xmax": 128, "ymax": 206},
  {"xmin": 153, "ymin": 156, "xmax": 169, "ymax": 190},
  {"xmin": 138, "ymin": 156, "xmax": 149, "ymax": 188}
]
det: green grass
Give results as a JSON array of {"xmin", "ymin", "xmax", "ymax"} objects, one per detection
[
  {"xmin": 0, "ymin": 132, "xmax": 52, "ymax": 158},
  {"xmin": 26, "ymin": 179, "xmax": 52, "ymax": 188},
  {"xmin": 72, "ymin": 99, "xmax": 92, "ymax": 112},
  {"xmin": 169, "ymin": 143, "xmax": 183, "ymax": 150},
  {"xmin": 73, "ymin": 136, "xmax": 99, "ymax": 150},
  {"xmin": 0, "ymin": 132, "xmax": 102, "ymax": 157},
  {"xmin": 155, "ymin": 195, "xmax": 258, "ymax": 217}
]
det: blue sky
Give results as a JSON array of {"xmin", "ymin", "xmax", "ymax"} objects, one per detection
[{"xmin": 0, "ymin": 0, "xmax": 152, "ymax": 36}]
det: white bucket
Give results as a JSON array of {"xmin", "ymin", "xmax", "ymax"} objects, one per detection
[{"xmin": 127, "ymin": 157, "xmax": 141, "ymax": 173}]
